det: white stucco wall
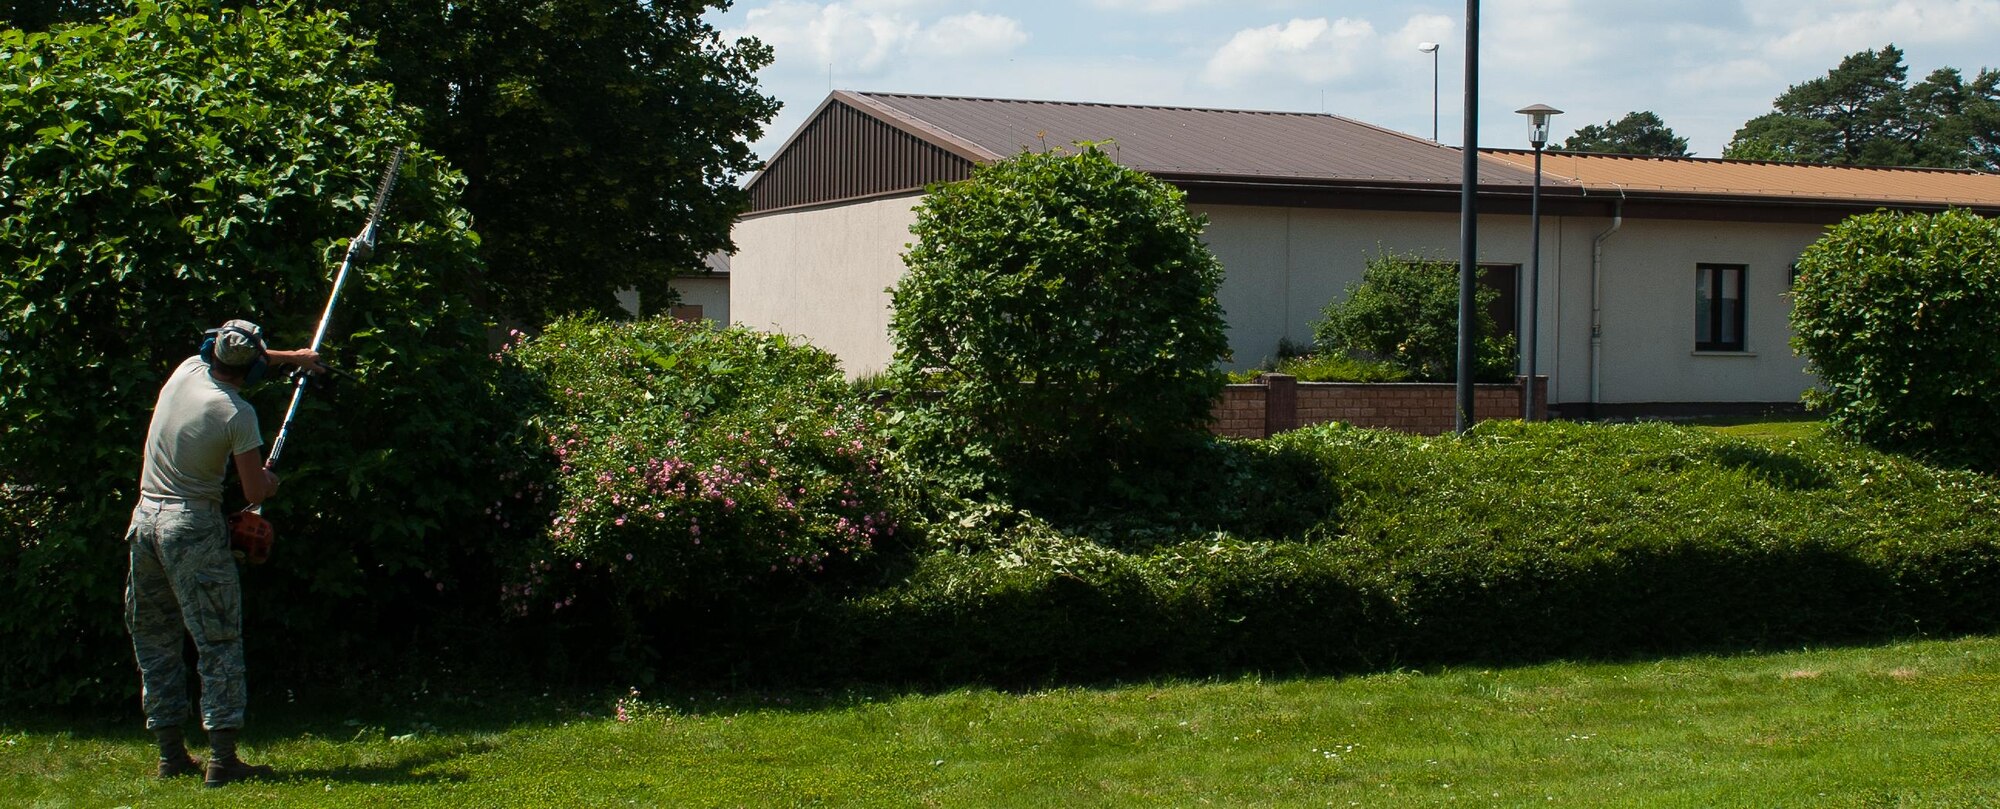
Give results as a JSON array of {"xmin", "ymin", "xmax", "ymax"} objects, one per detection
[
  {"xmin": 1587, "ymin": 218, "xmax": 1823, "ymax": 404},
  {"xmin": 613, "ymin": 275, "xmax": 729, "ymax": 326},
  {"xmin": 1194, "ymin": 204, "xmax": 1824, "ymax": 407},
  {"xmin": 734, "ymin": 195, "xmax": 1824, "ymax": 407},
  {"xmin": 674, "ymin": 274, "xmax": 730, "ymax": 326},
  {"xmin": 729, "ymin": 194, "xmax": 923, "ymax": 377}
]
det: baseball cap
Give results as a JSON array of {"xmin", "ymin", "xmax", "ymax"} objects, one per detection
[{"xmin": 207, "ymin": 319, "xmax": 268, "ymax": 368}]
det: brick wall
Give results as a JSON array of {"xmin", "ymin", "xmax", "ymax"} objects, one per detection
[
  {"xmin": 1212, "ymin": 385, "xmax": 1269, "ymax": 439},
  {"xmin": 1213, "ymin": 374, "xmax": 1549, "ymax": 437}
]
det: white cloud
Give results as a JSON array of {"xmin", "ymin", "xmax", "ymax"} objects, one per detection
[
  {"xmin": 1395, "ymin": 12, "xmax": 1454, "ymax": 49},
  {"xmin": 1757, "ymin": 0, "xmax": 2000, "ymax": 60},
  {"xmin": 1087, "ymin": 0, "xmax": 1211, "ymax": 11},
  {"xmin": 732, "ymin": 2, "xmax": 1027, "ymax": 77},
  {"xmin": 720, "ymin": 0, "xmax": 2000, "ymax": 161},
  {"xmin": 1201, "ymin": 17, "xmax": 1378, "ymax": 88},
  {"xmin": 737, "ymin": 2, "xmax": 914, "ymax": 74},
  {"xmin": 912, "ymin": 12, "xmax": 1028, "ymax": 57},
  {"xmin": 847, "ymin": 0, "xmax": 945, "ymax": 11}
]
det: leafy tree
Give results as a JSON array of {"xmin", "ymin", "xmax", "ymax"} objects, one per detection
[
  {"xmin": 1791, "ymin": 209, "xmax": 2000, "ymax": 470},
  {"xmin": 0, "ymin": 0, "xmax": 508, "ymax": 705},
  {"xmin": 1, "ymin": 0, "xmax": 122, "ymax": 29},
  {"xmin": 1313, "ymin": 254, "xmax": 1515, "ymax": 384},
  {"xmin": 300, "ymin": 0, "xmax": 781, "ymax": 322},
  {"xmin": 1724, "ymin": 45, "xmax": 2000, "ymax": 170},
  {"xmin": 1553, "ymin": 111, "xmax": 1692, "ymax": 157},
  {"xmin": 5, "ymin": 0, "xmax": 784, "ymax": 323},
  {"xmin": 1905, "ymin": 66, "xmax": 2000, "ymax": 170},
  {"xmin": 888, "ymin": 146, "xmax": 1231, "ymax": 513}
]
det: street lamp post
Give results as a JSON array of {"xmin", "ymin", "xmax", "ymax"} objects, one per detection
[
  {"xmin": 1515, "ymin": 103, "xmax": 1562, "ymax": 423},
  {"xmin": 1455, "ymin": 1, "xmax": 1478, "ymax": 434},
  {"xmin": 1418, "ymin": 42, "xmax": 1440, "ymax": 141}
]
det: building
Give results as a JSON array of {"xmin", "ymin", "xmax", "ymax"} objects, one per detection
[{"xmin": 730, "ymin": 91, "xmax": 2000, "ymax": 416}]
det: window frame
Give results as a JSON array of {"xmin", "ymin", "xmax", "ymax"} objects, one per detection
[{"xmin": 1695, "ymin": 263, "xmax": 1747, "ymax": 352}]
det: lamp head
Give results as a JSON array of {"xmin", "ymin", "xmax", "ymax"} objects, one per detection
[
  {"xmin": 1515, "ymin": 103, "xmax": 1563, "ymax": 149},
  {"xmin": 1418, "ymin": 41, "xmax": 1439, "ymax": 54}
]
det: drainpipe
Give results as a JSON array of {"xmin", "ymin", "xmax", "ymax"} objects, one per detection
[{"xmin": 1589, "ymin": 194, "xmax": 1624, "ymax": 411}]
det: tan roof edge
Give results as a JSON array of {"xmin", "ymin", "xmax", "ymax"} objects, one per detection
[
  {"xmin": 837, "ymin": 90, "xmax": 1001, "ymax": 164},
  {"xmin": 1480, "ymin": 147, "xmax": 1992, "ymax": 174}
]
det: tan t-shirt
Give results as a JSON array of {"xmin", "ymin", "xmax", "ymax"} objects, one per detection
[{"xmin": 138, "ymin": 356, "xmax": 263, "ymax": 502}]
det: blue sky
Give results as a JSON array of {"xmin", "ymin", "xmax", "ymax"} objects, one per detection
[{"xmin": 706, "ymin": 0, "xmax": 2000, "ymax": 161}]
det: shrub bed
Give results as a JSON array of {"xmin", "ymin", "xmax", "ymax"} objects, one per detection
[
  {"xmin": 493, "ymin": 316, "xmax": 916, "ymax": 671},
  {"xmin": 1224, "ymin": 353, "xmax": 1409, "ymax": 384},
  {"xmin": 691, "ymin": 420, "xmax": 2000, "ymax": 685}
]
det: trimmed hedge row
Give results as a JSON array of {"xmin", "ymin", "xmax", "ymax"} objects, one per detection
[{"xmin": 687, "ymin": 420, "xmax": 2000, "ymax": 685}]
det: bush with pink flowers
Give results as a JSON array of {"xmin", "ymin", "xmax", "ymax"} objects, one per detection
[{"xmin": 499, "ymin": 316, "xmax": 908, "ymax": 610}]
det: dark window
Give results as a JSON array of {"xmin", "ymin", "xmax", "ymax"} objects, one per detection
[
  {"xmin": 1478, "ymin": 263, "xmax": 1522, "ymax": 367},
  {"xmin": 1695, "ymin": 264, "xmax": 1746, "ymax": 351}
]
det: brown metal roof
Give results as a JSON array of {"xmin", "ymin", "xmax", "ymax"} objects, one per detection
[
  {"xmin": 744, "ymin": 90, "xmax": 2000, "ymax": 218},
  {"xmin": 1484, "ymin": 150, "xmax": 2000, "ymax": 209},
  {"xmin": 744, "ymin": 91, "xmax": 1560, "ymax": 214},
  {"xmin": 845, "ymin": 91, "xmax": 1550, "ymax": 188}
]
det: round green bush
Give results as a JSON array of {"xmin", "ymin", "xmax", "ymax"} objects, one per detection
[
  {"xmin": 887, "ymin": 145, "xmax": 1231, "ymax": 511},
  {"xmin": 1792, "ymin": 209, "xmax": 2000, "ymax": 468},
  {"xmin": 1313, "ymin": 253, "xmax": 1515, "ymax": 383}
]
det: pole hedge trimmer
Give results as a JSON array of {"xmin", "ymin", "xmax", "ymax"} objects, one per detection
[{"xmin": 230, "ymin": 146, "xmax": 405, "ymax": 564}]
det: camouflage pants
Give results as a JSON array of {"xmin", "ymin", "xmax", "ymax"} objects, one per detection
[{"xmin": 124, "ymin": 502, "xmax": 246, "ymax": 731}]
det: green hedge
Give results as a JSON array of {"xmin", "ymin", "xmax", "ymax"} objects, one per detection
[{"xmin": 691, "ymin": 420, "xmax": 2000, "ymax": 685}]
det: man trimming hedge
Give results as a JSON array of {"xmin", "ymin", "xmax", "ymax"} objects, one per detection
[{"xmin": 125, "ymin": 319, "xmax": 322, "ymax": 787}]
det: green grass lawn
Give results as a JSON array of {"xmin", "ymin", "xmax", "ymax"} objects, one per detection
[
  {"xmin": 1675, "ymin": 414, "xmax": 1825, "ymax": 442},
  {"xmin": 9, "ymin": 635, "xmax": 1999, "ymax": 807}
]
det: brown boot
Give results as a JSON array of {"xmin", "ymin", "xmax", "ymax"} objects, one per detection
[
  {"xmin": 202, "ymin": 728, "xmax": 274, "ymax": 788},
  {"xmin": 153, "ymin": 726, "xmax": 201, "ymax": 778},
  {"xmin": 203, "ymin": 756, "xmax": 275, "ymax": 788},
  {"xmin": 157, "ymin": 754, "xmax": 204, "ymax": 778}
]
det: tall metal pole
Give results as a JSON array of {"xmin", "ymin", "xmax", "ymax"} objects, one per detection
[
  {"xmin": 1455, "ymin": 0, "xmax": 1480, "ymax": 433},
  {"xmin": 1526, "ymin": 144, "xmax": 1543, "ymax": 422}
]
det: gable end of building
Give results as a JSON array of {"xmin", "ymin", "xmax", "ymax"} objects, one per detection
[{"xmin": 747, "ymin": 98, "xmax": 977, "ymax": 215}]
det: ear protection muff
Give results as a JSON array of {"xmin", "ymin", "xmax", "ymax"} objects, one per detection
[{"xmin": 200, "ymin": 326, "xmax": 269, "ymax": 385}]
